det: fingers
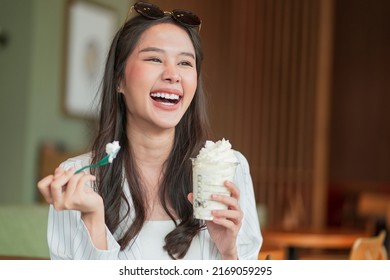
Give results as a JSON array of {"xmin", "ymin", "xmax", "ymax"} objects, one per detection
[
  {"xmin": 53, "ymin": 167, "xmax": 66, "ymax": 180},
  {"xmin": 210, "ymin": 215, "xmax": 238, "ymax": 230},
  {"xmin": 212, "ymin": 207, "xmax": 243, "ymax": 226},
  {"xmin": 38, "ymin": 167, "xmax": 72, "ymax": 203},
  {"xmin": 212, "ymin": 181, "xmax": 240, "ymax": 210},
  {"xmin": 224, "ymin": 180, "xmax": 240, "ymax": 200},
  {"xmin": 50, "ymin": 167, "xmax": 76, "ymax": 204},
  {"xmin": 62, "ymin": 172, "xmax": 86, "ymax": 203},
  {"xmin": 210, "ymin": 181, "xmax": 243, "ymax": 226},
  {"xmin": 212, "ymin": 193, "xmax": 239, "ymax": 210},
  {"xmin": 37, "ymin": 174, "xmax": 55, "ymax": 203},
  {"xmin": 37, "ymin": 167, "xmax": 97, "ymax": 211},
  {"xmin": 211, "ymin": 207, "xmax": 243, "ymax": 234},
  {"xmin": 63, "ymin": 173, "xmax": 96, "ymax": 208}
]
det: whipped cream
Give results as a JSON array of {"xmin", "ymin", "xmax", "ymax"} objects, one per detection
[
  {"xmin": 105, "ymin": 141, "xmax": 120, "ymax": 163},
  {"xmin": 195, "ymin": 138, "xmax": 237, "ymax": 163}
]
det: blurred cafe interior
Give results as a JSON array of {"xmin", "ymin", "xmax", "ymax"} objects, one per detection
[{"xmin": 0, "ymin": 0, "xmax": 389, "ymax": 260}]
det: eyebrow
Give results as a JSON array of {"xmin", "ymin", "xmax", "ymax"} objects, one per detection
[{"xmin": 138, "ymin": 47, "xmax": 195, "ymax": 60}]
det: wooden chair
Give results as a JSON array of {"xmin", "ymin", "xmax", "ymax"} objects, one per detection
[
  {"xmin": 387, "ymin": 206, "xmax": 390, "ymax": 229},
  {"xmin": 357, "ymin": 192, "xmax": 390, "ymax": 233},
  {"xmin": 38, "ymin": 142, "xmax": 82, "ymax": 178},
  {"xmin": 349, "ymin": 230, "xmax": 388, "ymax": 260}
]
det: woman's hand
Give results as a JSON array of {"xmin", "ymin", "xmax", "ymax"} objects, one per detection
[
  {"xmin": 188, "ymin": 181, "xmax": 243, "ymax": 259},
  {"xmin": 37, "ymin": 167, "xmax": 107, "ymax": 250},
  {"xmin": 37, "ymin": 167, "xmax": 101, "ymax": 213}
]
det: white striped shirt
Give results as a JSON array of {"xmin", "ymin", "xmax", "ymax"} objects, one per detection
[{"xmin": 47, "ymin": 151, "xmax": 262, "ymax": 259}]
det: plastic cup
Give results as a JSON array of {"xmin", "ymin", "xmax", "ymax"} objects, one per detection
[{"xmin": 191, "ymin": 158, "xmax": 238, "ymax": 220}]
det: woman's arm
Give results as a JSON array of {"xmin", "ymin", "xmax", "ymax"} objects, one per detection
[
  {"xmin": 47, "ymin": 205, "xmax": 120, "ymax": 259},
  {"xmin": 234, "ymin": 151, "xmax": 263, "ymax": 260},
  {"xmin": 38, "ymin": 154, "xmax": 121, "ymax": 259}
]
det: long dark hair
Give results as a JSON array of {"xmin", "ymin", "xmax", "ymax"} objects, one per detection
[{"xmin": 90, "ymin": 15, "xmax": 210, "ymax": 259}]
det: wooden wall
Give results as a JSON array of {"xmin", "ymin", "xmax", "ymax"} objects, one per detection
[
  {"xmin": 327, "ymin": 0, "xmax": 390, "ymax": 227},
  {"xmin": 330, "ymin": 0, "xmax": 390, "ymax": 186}
]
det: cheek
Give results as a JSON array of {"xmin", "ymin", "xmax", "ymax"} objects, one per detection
[
  {"xmin": 183, "ymin": 72, "xmax": 198, "ymax": 96},
  {"xmin": 121, "ymin": 67, "xmax": 149, "ymax": 108},
  {"xmin": 125, "ymin": 66, "xmax": 148, "ymax": 85},
  {"xmin": 124, "ymin": 57, "xmax": 157, "ymax": 89}
]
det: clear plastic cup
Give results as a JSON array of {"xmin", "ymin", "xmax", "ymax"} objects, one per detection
[{"xmin": 191, "ymin": 158, "xmax": 238, "ymax": 220}]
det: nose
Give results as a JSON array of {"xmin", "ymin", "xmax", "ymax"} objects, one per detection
[{"xmin": 161, "ymin": 63, "xmax": 181, "ymax": 83}]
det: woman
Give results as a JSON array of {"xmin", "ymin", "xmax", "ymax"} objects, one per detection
[{"xmin": 37, "ymin": 1, "xmax": 262, "ymax": 260}]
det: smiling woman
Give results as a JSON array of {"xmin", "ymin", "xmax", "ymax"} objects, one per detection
[
  {"xmin": 118, "ymin": 23, "xmax": 197, "ymax": 128},
  {"xmin": 36, "ymin": 1, "xmax": 261, "ymax": 260}
]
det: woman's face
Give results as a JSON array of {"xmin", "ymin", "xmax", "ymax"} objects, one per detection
[{"xmin": 119, "ymin": 23, "xmax": 197, "ymax": 133}]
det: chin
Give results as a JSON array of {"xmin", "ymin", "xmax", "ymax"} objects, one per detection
[
  {"xmin": 156, "ymin": 120, "xmax": 181, "ymax": 130},
  {"xmin": 152, "ymin": 112, "xmax": 184, "ymax": 130}
]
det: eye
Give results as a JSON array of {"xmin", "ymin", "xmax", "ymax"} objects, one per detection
[
  {"xmin": 144, "ymin": 57, "xmax": 162, "ymax": 63},
  {"xmin": 179, "ymin": 60, "xmax": 194, "ymax": 67}
]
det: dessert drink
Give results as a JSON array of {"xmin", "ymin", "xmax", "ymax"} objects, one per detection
[{"xmin": 192, "ymin": 139, "xmax": 238, "ymax": 220}]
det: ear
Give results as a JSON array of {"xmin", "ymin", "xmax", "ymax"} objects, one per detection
[
  {"xmin": 187, "ymin": 193, "xmax": 194, "ymax": 204},
  {"xmin": 117, "ymin": 80, "xmax": 124, "ymax": 94}
]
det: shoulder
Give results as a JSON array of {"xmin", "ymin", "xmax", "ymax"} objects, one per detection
[
  {"xmin": 232, "ymin": 150, "xmax": 252, "ymax": 187},
  {"xmin": 233, "ymin": 150, "xmax": 250, "ymax": 172},
  {"xmin": 59, "ymin": 152, "xmax": 92, "ymax": 170}
]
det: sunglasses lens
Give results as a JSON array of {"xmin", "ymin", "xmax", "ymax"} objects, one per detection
[
  {"xmin": 134, "ymin": 2, "xmax": 164, "ymax": 19},
  {"xmin": 172, "ymin": 9, "xmax": 201, "ymax": 27}
]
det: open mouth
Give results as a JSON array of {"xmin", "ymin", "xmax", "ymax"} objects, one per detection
[{"xmin": 150, "ymin": 92, "xmax": 181, "ymax": 106}]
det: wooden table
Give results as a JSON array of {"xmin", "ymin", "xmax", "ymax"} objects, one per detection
[
  {"xmin": 258, "ymin": 243, "xmax": 286, "ymax": 260},
  {"xmin": 262, "ymin": 227, "xmax": 370, "ymax": 259}
]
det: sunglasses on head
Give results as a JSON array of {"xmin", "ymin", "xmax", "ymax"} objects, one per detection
[{"xmin": 127, "ymin": 1, "xmax": 202, "ymax": 32}]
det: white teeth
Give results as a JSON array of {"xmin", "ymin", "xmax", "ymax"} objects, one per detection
[
  {"xmin": 150, "ymin": 92, "xmax": 180, "ymax": 100},
  {"xmin": 160, "ymin": 102, "xmax": 175, "ymax": 106}
]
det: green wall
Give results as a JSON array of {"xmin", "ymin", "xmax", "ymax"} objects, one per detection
[{"xmin": 0, "ymin": 0, "xmax": 130, "ymax": 204}]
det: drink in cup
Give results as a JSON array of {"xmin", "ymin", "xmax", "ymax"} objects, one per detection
[{"xmin": 192, "ymin": 139, "xmax": 238, "ymax": 220}]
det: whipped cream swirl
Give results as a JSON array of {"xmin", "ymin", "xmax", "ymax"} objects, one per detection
[{"xmin": 195, "ymin": 138, "xmax": 237, "ymax": 163}]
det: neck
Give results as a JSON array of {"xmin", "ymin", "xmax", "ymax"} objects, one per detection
[
  {"xmin": 127, "ymin": 123, "xmax": 175, "ymax": 169},
  {"xmin": 126, "ymin": 122, "xmax": 177, "ymax": 220}
]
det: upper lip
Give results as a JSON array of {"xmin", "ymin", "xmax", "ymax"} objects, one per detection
[{"xmin": 150, "ymin": 88, "xmax": 183, "ymax": 97}]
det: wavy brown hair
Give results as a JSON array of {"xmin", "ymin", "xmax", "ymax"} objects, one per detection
[{"xmin": 90, "ymin": 15, "xmax": 210, "ymax": 259}]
